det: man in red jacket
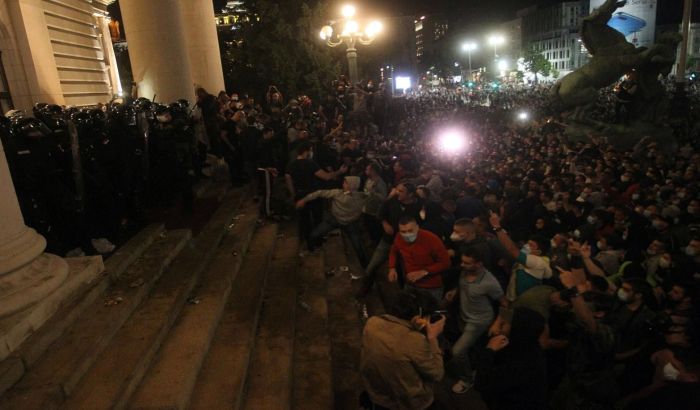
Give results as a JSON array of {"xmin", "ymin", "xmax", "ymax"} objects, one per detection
[{"xmin": 389, "ymin": 216, "xmax": 451, "ymax": 302}]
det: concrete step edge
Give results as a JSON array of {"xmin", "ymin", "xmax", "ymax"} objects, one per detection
[
  {"xmin": 59, "ymin": 200, "xmax": 257, "ymax": 410},
  {"xmin": 0, "ymin": 229, "xmax": 192, "ymax": 409},
  {"xmin": 128, "ymin": 219, "xmax": 276, "ymax": 410}
]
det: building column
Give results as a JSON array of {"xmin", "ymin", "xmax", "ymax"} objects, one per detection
[
  {"xmin": 95, "ymin": 14, "xmax": 122, "ymax": 97},
  {"xmin": 178, "ymin": 0, "xmax": 225, "ymax": 94},
  {"xmin": 0, "ymin": 140, "xmax": 68, "ymax": 320},
  {"xmin": 6, "ymin": 0, "xmax": 65, "ymax": 106},
  {"xmin": 119, "ymin": 0, "xmax": 195, "ymax": 103}
]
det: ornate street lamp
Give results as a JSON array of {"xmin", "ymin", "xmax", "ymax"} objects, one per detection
[{"xmin": 319, "ymin": 4, "xmax": 383, "ymax": 85}]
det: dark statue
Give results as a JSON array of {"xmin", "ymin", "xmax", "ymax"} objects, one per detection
[{"xmin": 552, "ymin": 0, "xmax": 682, "ymax": 124}]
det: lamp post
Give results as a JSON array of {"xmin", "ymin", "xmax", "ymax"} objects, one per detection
[
  {"xmin": 319, "ymin": 4, "xmax": 383, "ymax": 85},
  {"xmin": 461, "ymin": 42, "xmax": 477, "ymax": 81},
  {"xmin": 487, "ymin": 34, "xmax": 505, "ymax": 59}
]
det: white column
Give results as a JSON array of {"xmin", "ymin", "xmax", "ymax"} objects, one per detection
[
  {"xmin": 96, "ymin": 14, "xmax": 122, "ymax": 96},
  {"xmin": 7, "ymin": 0, "xmax": 65, "ymax": 106},
  {"xmin": 178, "ymin": 0, "xmax": 225, "ymax": 95},
  {"xmin": 0, "ymin": 138, "xmax": 68, "ymax": 319},
  {"xmin": 119, "ymin": 0, "xmax": 195, "ymax": 103}
]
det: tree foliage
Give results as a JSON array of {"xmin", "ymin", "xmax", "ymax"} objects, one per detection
[
  {"xmin": 220, "ymin": 0, "xmax": 340, "ymax": 101},
  {"xmin": 523, "ymin": 47, "xmax": 552, "ymax": 83}
]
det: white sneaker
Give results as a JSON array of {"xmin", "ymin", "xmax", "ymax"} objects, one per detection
[{"xmin": 451, "ymin": 379, "xmax": 473, "ymax": 394}]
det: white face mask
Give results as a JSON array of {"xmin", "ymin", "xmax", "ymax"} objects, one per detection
[
  {"xmin": 450, "ymin": 232, "xmax": 463, "ymax": 242},
  {"xmin": 401, "ymin": 232, "xmax": 418, "ymax": 243},
  {"xmin": 587, "ymin": 215, "xmax": 597, "ymax": 225},
  {"xmin": 596, "ymin": 240, "xmax": 605, "ymax": 250},
  {"xmin": 550, "ymin": 239, "xmax": 558, "ymax": 249},
  {"xmin": 617, "ymin": 288, "xmax": 630, "ymax": 303}
]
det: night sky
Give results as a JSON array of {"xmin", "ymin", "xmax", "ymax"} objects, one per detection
[{"xmin": 116, "ymin": 0, "xmax": 698, "ymax": 30}]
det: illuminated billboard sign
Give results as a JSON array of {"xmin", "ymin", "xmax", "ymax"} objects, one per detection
[{"xmin": 589, "ymin": 0, "xmax": 657, "ymax": 49}]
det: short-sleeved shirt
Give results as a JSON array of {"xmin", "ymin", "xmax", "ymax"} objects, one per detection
[
  {"xmin": 507, "ymin": 251, "xmax": 553, "ymax": 301},
  {"xmin": 502, "ymin": 285, "xmax": 556, "ymax": 324},
  {"xmin": 286, "ymin": 158, "xmax": 320, "ymax": 199},
  {"xmin": 459, "ymin": 269, "xmax": 504, "ymax": 325}
]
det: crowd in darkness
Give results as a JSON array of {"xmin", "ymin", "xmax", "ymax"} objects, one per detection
[{"xmin": 3, "ymin": 74, "xmax": 700, "ymax": 409}]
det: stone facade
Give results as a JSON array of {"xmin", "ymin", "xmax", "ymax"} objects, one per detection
[{"xmin": 0, "ymin": 0, "xmax": 121, "ymax": 112}]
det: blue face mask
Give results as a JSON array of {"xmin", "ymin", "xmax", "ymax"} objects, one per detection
[{"xmin": 401, "ymin": 233, "xmax": 418, "ymax": 243}]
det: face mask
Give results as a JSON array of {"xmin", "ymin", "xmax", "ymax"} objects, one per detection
[
  {"xmin": 550, "ymin": 239, "xmax": 558, "ymax": 249},
  {"xmin": 587, "ymin": 215, "xmax": 597, "ymax": 225},
  {"xmin": 596, "ymin": 240, "xmax": 605, "ymax": 250},
  {"xmin": 643, "ymin": 210, "xmax": 653, "ymax": 218},
  {"xmin": 678, "ymin": 192, "xmax": 686, "ymax": 199},
  {"xmin": 651, "ymin": 220, "xmax": 664, "ymax": 230},
  {"xmin": 401, "ymin": 233, "xmax": 418, "ymax": 243},
  {"xmin": 521, "ymin": 244, "xmax": 532, "ymax": 255},
  {"xmin": 621, "ymin": 175, "xmax": 630, "ymax": 182},
  {"xmin": 658, "ymin": 257, "xmax": 671, "ymax": 269},
  {"xmin": 685, "ymin": 246, "xmax": 699, "ymax": 257},
  {"xmin": 617, "ymin": 288, "xmax": 630, "ymax": 303},
  {"xmin": 647, "ymin": 247, "xmax": 657, "ymax": 256},
  {"xmin": 632, "ymin": 193, "xmax": 640, "ymax": 201},
  {"xmin": 450, "ymin": 232, "xmax": 463, "ymax": 242},
  {"xmin": 574, "ymin": 229, "xmax": 581, "ymax": 239}
]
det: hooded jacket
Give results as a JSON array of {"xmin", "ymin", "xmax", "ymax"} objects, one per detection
[{"xmin": 301, "ymin": 176, "xmax": 365, "ymax": 224}]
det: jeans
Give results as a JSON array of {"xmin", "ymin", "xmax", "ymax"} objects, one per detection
[
  {"xmin": 310, "ymin": 215, "xmax": 368, "ymax": 268},
  {"xmin": 360, "ymin": 238, "xmax": 392, "ymax": 293},
  {"xmin": 449, "ymin": 320, "xmax": 490, "ymax": 379}
]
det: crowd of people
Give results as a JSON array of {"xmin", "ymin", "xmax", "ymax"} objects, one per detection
[
  {"xmin": 3, "ymin": 73, "xmax": 700, "ymax": 409},
  {"xmin": 274, "ymin": 79, "xmax": 700, "ymax": 409}
]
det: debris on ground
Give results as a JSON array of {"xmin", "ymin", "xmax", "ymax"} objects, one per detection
[
  {"xmin": 187, "ymin": 296, "xmax": 201, "ymax": 305},
  {"xmin": 299, "ymin": 301, "xmax": 312, "ymax": 312},
  {"xmin": 129, "ymin": 278, "xmax": 145, "ymax": 288},
  {"xmin": 104, "ymin": 295, "xmax": 124, "ymax": 306}
]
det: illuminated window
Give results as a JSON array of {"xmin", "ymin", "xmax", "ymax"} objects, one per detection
[{"xmin": 0, "ymin": 52, "xmax": 13, "ymax": 114}]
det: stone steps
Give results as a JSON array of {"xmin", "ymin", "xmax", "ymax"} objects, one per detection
[
  {"xmin": 0, "ymin": 229, "xmax": 193, "ymax": 409},
  {"xmin": 58, "ymin": 195, "xmax": 253, "ymax": 410},
  {"xmin": 187, "ymin": 222, "xmax": 282, "ymax": 410},
  {"xmin": 239, "ymin": 225, "xmax": 300, "ymax": 410},
  {"xmin": 127, "ymin": 206, "xmax": 268, "ymax": 410},
  {"xmin": 0, "ymin": 223, "xmax": 166, "ymax": 397}
]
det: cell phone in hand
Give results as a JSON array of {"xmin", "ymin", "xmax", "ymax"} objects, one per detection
[{"xmin": 430, "ymin": 310, "xmax": 447, "ymax": 323}]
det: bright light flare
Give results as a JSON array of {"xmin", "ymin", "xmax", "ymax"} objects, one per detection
[
  {"xmin": 341, "ymin": 4, "xmax": 356, "ymax": 18},
  {"xmin": 365, "ymin": 20, "xmax": 383, "ymax": 37},
  {"xmin": 437, "ymin": 129, "xmax": 468, "ymax": 155},
  {"xmin": 497, "ymin": 59, "xmax": 508, "ymax": 71},
  {"xmin": 342, "ymin": 20, "xmax": 359, "ymax": 36},
  {"xmin": 488, "ymin": 35, "xmax": 505, "ymax": 46},
  {"xmin": 395, "ymin": 76, "xmax": 411, "ymax": 90},
  {"xmin": 518, "ymin": 111, "xmax": 529, "ymax": 121},
  {"xmin": 462, "ymin": 42, "xmax": 477, "ymax": 52},
  {"xmin": 320, "ymin": 25, "xmax": 333, "ymax": 40}
]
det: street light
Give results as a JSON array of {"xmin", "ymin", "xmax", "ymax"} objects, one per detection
[
  {"xmin": 487, "ymin": 34, "xmax": 505, "ymax": 59},
  {"xmin": 319, "ymin": 4, "xmax": 383, "ymax": 85},
  {"xmin": 461, "ymin": 41, "xmax": 477, "ymax": 81}
]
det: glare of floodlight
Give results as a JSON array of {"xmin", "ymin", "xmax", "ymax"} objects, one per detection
[
  {"xmin": 342, "ymin": 20, "xmax": 359, "ymax": 36},
  {"xmin": 488, "ymin": 35, "xmax": 505, "ymax": 46},
  {"xmin": 320, "ymin": 25, "xmax": 333, "ymax": 40},
  {"xmin": 395, "ymin": 76, "xmax": 411, "ymax": 90},
  {"xmin": 341, "ymin": 4, "xmax": 356, "ymax": 18},
  {"xmin": 366, "ymin": 20, "xmax": 383, "ymax": 38},
  {"xmin": 518, "ymin": 111, "xmax": 529, "ymax": 121},
  {"xmin": 437, "ymin": 129, "xmax": 468, "ymax": 154},
  {"xmin": 497, "ymin": 59, "xmax": 508, "ymax": 71},
  {"xmin": 462, "ymin": 42, "xmax": 477, "ymax": 52}
]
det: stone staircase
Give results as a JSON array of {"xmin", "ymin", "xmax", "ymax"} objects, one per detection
[{"xmin": 0, "ymin": 191, "xmax": 368, "ymax": 409}]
